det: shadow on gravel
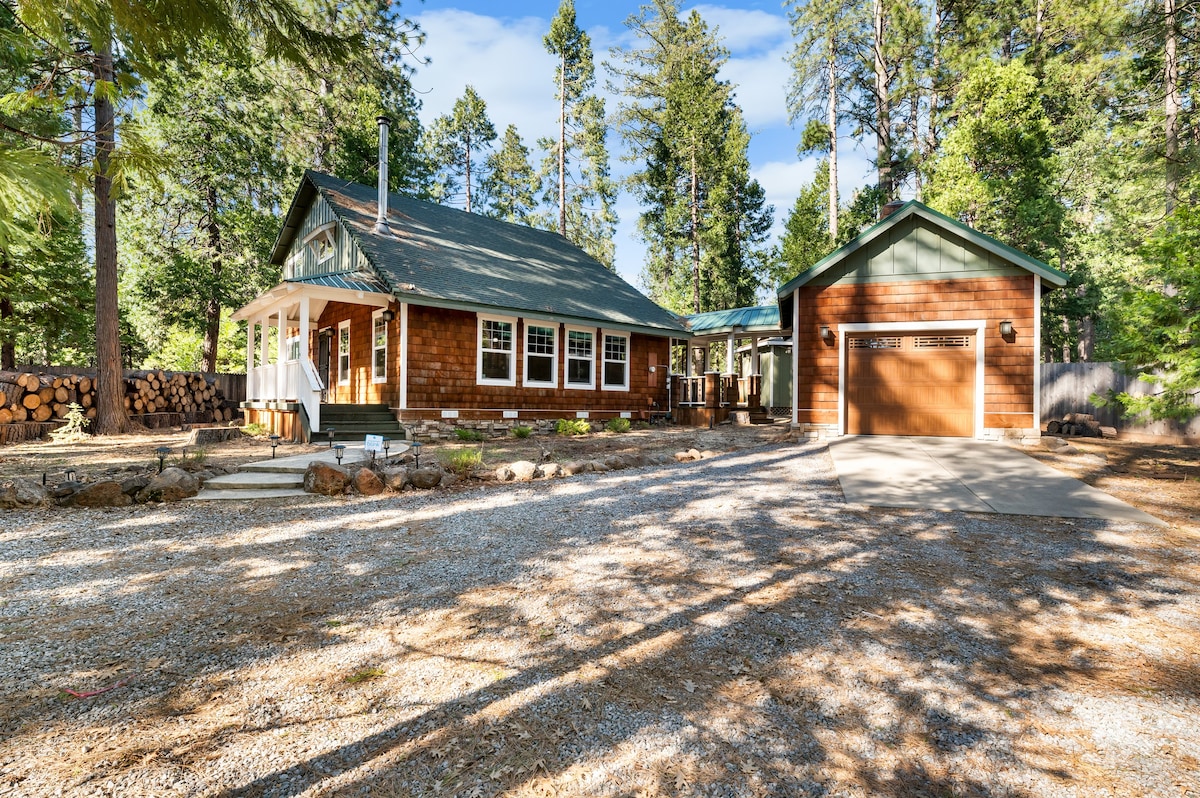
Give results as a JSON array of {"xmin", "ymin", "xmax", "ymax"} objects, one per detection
[{"xmin": 2, "ymin": 440, "xmax": 1192, "ymax": 797}]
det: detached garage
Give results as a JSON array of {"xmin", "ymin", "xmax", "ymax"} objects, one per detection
[{"xmin": 777, "ymin": 201, "xmax": 1068, "ymax": 439}]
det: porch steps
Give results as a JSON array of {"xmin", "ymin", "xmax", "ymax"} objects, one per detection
[{"xmin": 318, "ymin": 404, "xmax": 407, "ymax": 442}]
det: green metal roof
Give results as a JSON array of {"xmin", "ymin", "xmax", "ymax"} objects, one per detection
[
  {"xmin": 776, "ymin": 200, "xmax": 1069, "ymax": 299},
  {"xmin": 290, "ymin": 272, "xmax": 392, "ymax": 295},
  {"xmin": 272, "ymin": 172, "xmax": 689, "ymax": 337},
  {"xmin": 686, "ymin": 305, "xmax": 781, "ymax": 335}
]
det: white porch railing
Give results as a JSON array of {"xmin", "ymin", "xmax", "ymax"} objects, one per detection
[{"xmin": 248, "ymin": 359, "xmax": 324, "ymax": 434}]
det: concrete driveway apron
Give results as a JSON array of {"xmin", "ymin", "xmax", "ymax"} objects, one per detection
[{"xmin": 827, "ymin": 435, "xmax": 1164, "ymax": 525}]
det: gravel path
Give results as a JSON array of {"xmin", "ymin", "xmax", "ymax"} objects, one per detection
[{"xmin": 1, "ymin": 440, "xmax": 1198, "ymax": 797}]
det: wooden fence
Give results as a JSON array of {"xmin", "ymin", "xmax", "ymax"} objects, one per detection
[{"xmin": 1041, "ymin": 362, "xmax": 1200, "ymax": 441}]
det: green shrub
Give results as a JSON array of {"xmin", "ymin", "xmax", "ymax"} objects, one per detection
[
  {"xmin": 512, "ymin": 425, "xmax": 533, "ymax": 439},
  {"xmin": 441, "ymin": 449, "xmax": 483, "ymax": 476},
  {"xmin": 634, "ymin": 420, "xmax": 652, "ymax": 430},
  {"xmin": 555, "ymin": 418, "xmax": 591, "ymax": 436},
  {"xmin": 604, "ymin": 417, "xmax": 631, "ymax": 433},
  {"xmin": 455, "ymin": 428, "xmax": 485, "ymax": 442},
  {"xmin": 241, "ymin": 422, "xmax": 269, "ymax": 437}
]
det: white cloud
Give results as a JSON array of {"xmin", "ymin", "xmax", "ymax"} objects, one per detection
[
  {"xmin": 689, "ymin": 4, "xmax": 789, "ymax": 51},
  {"xmin": 723, "ymin": 41, "xmax": 792, "ymax": 128},
  {"xmin": 411, "ymin": 9, "xmax": 560, "ymax": 140}
]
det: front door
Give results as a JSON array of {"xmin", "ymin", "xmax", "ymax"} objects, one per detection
[{"xmin": 317, "ymin": 329, "xmax": 332, "ymax": 402}]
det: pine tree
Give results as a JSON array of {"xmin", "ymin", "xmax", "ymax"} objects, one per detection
[
  {"xmin": 426, "ymin": 86, "xmax": 497, "ymax": 213},
  {"xmin": 482, "ymin": 125, "xmax": 539, "ymax": 225},
  {"xmin": 777, "ymin": 159, "xmax": 834, "ymax": 282}
]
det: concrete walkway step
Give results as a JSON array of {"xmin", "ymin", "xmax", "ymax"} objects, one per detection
[
  {"xmin": 204, "ymin": 472, "xmax": 304, "ymax": 490},
  {"xmin": 188, "ymin": 487, "xmax": 314, "ymax": 502},
  {"xmin": 238, "ymin": 446, "xmax": 371, "ymax": 474}
]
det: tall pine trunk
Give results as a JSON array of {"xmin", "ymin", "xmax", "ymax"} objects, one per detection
[
  {"xmin": 1164, "ymin": 0, "xmax": 1180, "ymax": 213},
  {"xmin": 465, "ymin": 131, "xmax": 473, "ymax": 213},
  {"xmin": 202, "ymin": 179, "xmax": 223, "ymax": 374},
  {"xmin": 558, "ymin": 53, "xmax": 568, "ymax": 236},
  {"xmin": 827, "ymin": 35, "xmax": 839, "ymax": 242},
  {"xmin": 93, "ymin": 41, "xmax": 127, "ymax": 434},
  {"xmin": 0, "ymin": 255, "xmax": 13, "ymax": 369},
  {"xmin": 690, "ymin": 147, "xmax": 701, "ymax": 314},
  {"xmin": 873, "ymin": 0, "xmax": 894, "ymax": 200}
]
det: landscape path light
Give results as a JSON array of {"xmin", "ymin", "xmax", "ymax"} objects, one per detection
[
  {"xmin": 269, "ymin": 434, "xmax": 281, "ymax": 459},
  {"xmin": 155, "ymin": 446, "xmax": 170, "ymax": 473},
  {"xmin": 333, "ymin": 444, "xmax": 345, "ymax": 465},
  {"xmin": 411, "ymin": 440, "xmax": 422, "ymax": 469}
]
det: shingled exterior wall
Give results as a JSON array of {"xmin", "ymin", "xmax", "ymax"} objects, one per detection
[
  {"xmin": 795, "ymin": 274, "xmax": 1035, "ymax": 430},
  {"xmin": 403, "ymin": 305, "xmax": 670, "ymax": 420},
  {"xmin": 314, "ymin": 301, "xmax": 400, "ymax": 407}
]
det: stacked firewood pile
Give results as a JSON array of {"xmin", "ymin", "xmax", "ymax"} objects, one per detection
[
  {"xmin": 0, "ymin": 369, "xmax": 236, "ymax": 426},
  {"xmin": 1045, "ymin": 412, "xmax": 1117, "ymax": 438}
]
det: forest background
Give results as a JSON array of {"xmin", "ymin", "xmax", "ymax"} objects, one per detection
[{"xmin": 1, "ymin": 0, "xmax": 1196, "ymax": 432}]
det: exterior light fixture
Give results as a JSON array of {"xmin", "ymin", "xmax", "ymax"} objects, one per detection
[
  {"xmin": 155, "ymin": 446, "xmax": 170, "ymax": 473},
  {"xmin": 382, "ymin": 438, "xmax": 391, "ymax": 460},
  {"xmin": 999, "ymin": 320, "xmax": 1014, "ymax": 336},
  {"xmin": 411, "ymin": 440, "xmax": 422, "ymax": 469},
  {"xmin": 327, "ymin": 427, "xmax": 336, "ymax": 448},
  {"xmin": 269, "ymin": 434, "xmax": 281, "ymax": 459},
  {"xmin": 382, "ymin": 309, "xmax": 395, "ymax": 322},
  {"xmin": 333, "ymin": 444, "xmax": 346, "ymax": 465},
  {"xmin": 65, "ymin": 468, "xmax": 76, "ymax": 483},
  {"xmin": 819, "ymin": 325, "xmax": 834, "ymax": 343}
]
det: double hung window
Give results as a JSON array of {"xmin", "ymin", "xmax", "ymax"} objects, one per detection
[
  {"xmin": 478, "ymin": 316, "xmax": 516, "ymax": 385},
  {"xmin": 602, "ymin": 332, "xmax": 629, "ymax": 390},
  {"xmin": 566, "ymin": 328, "xmax": 594, "ymax": 388},
  {"xmin": 524, "ymin": 323, "xmax": 557, "ymax": 387}
]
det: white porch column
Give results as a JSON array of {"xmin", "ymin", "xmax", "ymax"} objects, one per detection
[
  {"xmin": 246, "ymin": 320, "xmax": 256, "ymax": 398},
  {"xmin": 685, "ymin": 344, "xmax": 693, "ymax": 377},
  {"xmin": 726, "ymin": 333, "xmax": 735, "ymax": 374},
  {"xmin": 298, "ymin": 295, "xmax": 311, "ymax": 365},
  {"xmin": 275, "ymin": 309, "xmax": 286, "ymax": 399},
  {"xmin": 750, "ymin": 336, "xmax": 760, "ymax": 375}
]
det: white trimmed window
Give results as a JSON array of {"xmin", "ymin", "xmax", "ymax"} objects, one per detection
[
  {"xmin": 286, "ymin": 334, "xmax": 300, "ymax": 361},
  {"xmin": 372, "ymin": 309, "xmax": 388, "ymax": 383},
  {"xmin": 337, "ymin": 320, "xmax": 350, "ymax": 386},
  {"xmin": 565, "ymin": 328, "xmax": 594, "ymax": 388},
  {"xmin": 304, "ymin": 223, "xmax": 336, "ymax": 266},
  {"xmin": 602, "ymin": 332, "xmax": 630, "ymax": 391},
  {"xmin": 478, "ymin": 315, "xmax": 516, "ymax": 386},
  {"xmin": 523, "ymin": 322, "xmax": 557, "ymax": 387}
]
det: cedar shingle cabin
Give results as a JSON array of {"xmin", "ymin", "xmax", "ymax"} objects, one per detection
[
  {"xmin": 679, "ymin": 201, "xmax": 1069, "ymax": 439},
  {"xmin": 232, "ymin": 168, "xmax": 688, "ymax": 442}
]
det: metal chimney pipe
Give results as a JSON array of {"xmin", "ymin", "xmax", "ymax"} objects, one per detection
[{"xmin": 375, "ymin": 115, "xmax": 392, "ymax": 235}]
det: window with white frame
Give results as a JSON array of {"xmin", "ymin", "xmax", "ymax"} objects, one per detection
[
  {"xmin": 286, "ymin": 334, "xmax": 300, "ymax": 361},
  {"xmin": 566, "ymin": 328, "xmax": 594, "ymax": 388},
  {"xmin": 372, "ymin": 310, "xmax": 388, "ymax": 383},
  {"xmin": 337, "ymin": 321, "xmax": 350, "ymax": 385},
  {"xmin": 478, "ymin": 316, "xmax": 516, "ymax": 385},
  {"xmin": 602, "ymin": 332, "xmax": 629, "ymax": 390},
  {"xmin": 306, "ymin": 225, "xmax": 336, "ymax": 265},
  {"xmin": 524, "ymin": 323, "xmax": 557, "ymax": 387}
]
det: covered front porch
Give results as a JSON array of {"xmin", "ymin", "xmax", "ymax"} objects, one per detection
[
  {"xmin": 231, "ymin": 275, "xmax": 394, "ymax": 441},
  {"xmin": 672, "ymin": 305, "xmax": 790, "ymax": 426}
]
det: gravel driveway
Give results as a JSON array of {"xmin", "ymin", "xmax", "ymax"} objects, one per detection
[{"xmin": 2, "ymin": 440, "xmax": 1198, "ymax": 797}]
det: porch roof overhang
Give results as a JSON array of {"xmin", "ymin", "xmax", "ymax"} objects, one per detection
[
  {"xmin": 683, "ymin": 305, "xmax": 787, "ymax": 343},
  {"xmin": 231, "ymin": 274, "xmax": 392, "ymax": 323}
]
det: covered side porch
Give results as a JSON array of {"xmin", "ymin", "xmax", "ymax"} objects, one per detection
[
  {"xmin": 231, "ymin": 275, "xmax": 393, "ymax": 441},
  {"xmin": 673, "ymin": 305, "xmax": 790, "ymax": 426}
]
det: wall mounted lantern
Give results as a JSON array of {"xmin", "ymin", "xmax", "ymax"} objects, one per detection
[
  {"xmin": 819, "ymin": 325, "xmax": 834, "ymax": 343},
  {"xmin": 381, "ymin": 309, "xmax": 396, "ymax": 322},
  {"xmin": 999, "ymin": 320, "xmax": 1014, "ymax": 336}
]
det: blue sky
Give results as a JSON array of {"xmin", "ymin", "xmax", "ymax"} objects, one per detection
[{"xmin": 406, "ymin": 0, "xmax": 874, "ymax": 291}]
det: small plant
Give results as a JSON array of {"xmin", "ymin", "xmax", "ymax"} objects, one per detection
[
  {"xmin": 48, "ymin": 403, "xmax": 90, "ymax": 443},
  {"xmin": 555, "ymin": 418, "xmax": 590, "ymax": 436},
  {"xmin": 455, "ymin": 428, "xmax": 485, "ymax": 442},
  {"xmin": 345, "ymin": 667, "xmax": 385, "ymax": 684},
  {"xmin": 441, "ymin": 449, "xmax": 483, "ymax": 476},
  {"xmin": 173, "ymin": 447, "xmax": 208, "ymax": 469},
  {"xmin": 604, "ymin": 417, "xmax": 631, "ymax": 434},
  {"xmin": 634, "ymin": 420, "xmax": 652, "ymax": 430},
  {"xmin": 512, "ymin": 425, "xmax": 533, "ymax": 439},
  {"xmin": 241, "ymin": 422, "xmax": 268, "ymax": 436}
]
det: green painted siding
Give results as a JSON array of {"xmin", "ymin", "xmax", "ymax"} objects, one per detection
[
  {"xmin": 282, "ymin": 195, "xmax": 365, "ymax": 279},
  {"xmin": 811, "ymin": 216, "xmax": 1025, "ymax": 286}
]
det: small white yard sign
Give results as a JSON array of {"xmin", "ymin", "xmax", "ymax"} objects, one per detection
[{"xmin": 364, "ymin": 434, "xmax": 384, "ymax": 453}]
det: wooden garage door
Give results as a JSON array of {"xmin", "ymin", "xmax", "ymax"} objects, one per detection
[{"xmin": 846, "ymin": 332, "xmax": 975, "ymax": 437}]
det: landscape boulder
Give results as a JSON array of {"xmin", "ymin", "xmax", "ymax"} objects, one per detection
[
  {"xmin": 71, "ymin": 480, "xmax": 133, "ymax": 508},
  {"xmin": 120, "ymin": 475, "xmax": 151, "ymax": 496},
  {"xmin": 353, "ymin": 467, "xmax": 385, "ymax": 495},
  {"xmin": 137, "ymin": 467, "xmax": 200, "ymax": 503},
  {"xmin": 587, "ymin": 460, "xmax": 610, "ymax": 473},
  {"xmin": 561, "ymin": 461, "xmax": 589, "ymax": 476},
  {"xmin": 382, "ymin": 467, "xmax": 409, "ymax": 491},
  {"xmin": 303, "ymin": 462, "xmax": 350, "ymax": 496},
  {"xmin": 409, "ymin": 466, "xmax": 443, "ymax": 489},
  {"xmin": 603, "ymin": 455, "xmax": 629, "ymax": 471},
  {"xmin": 508, "ymin": 460, "xmax": 539, "ymax": 482},
  {"xmin": 0, "ymin": 478, "xmax": 50, "ymax": 509},
  {"xmin": 538, "ymin": 462, "xmax": 564, "ymax": 479}
]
